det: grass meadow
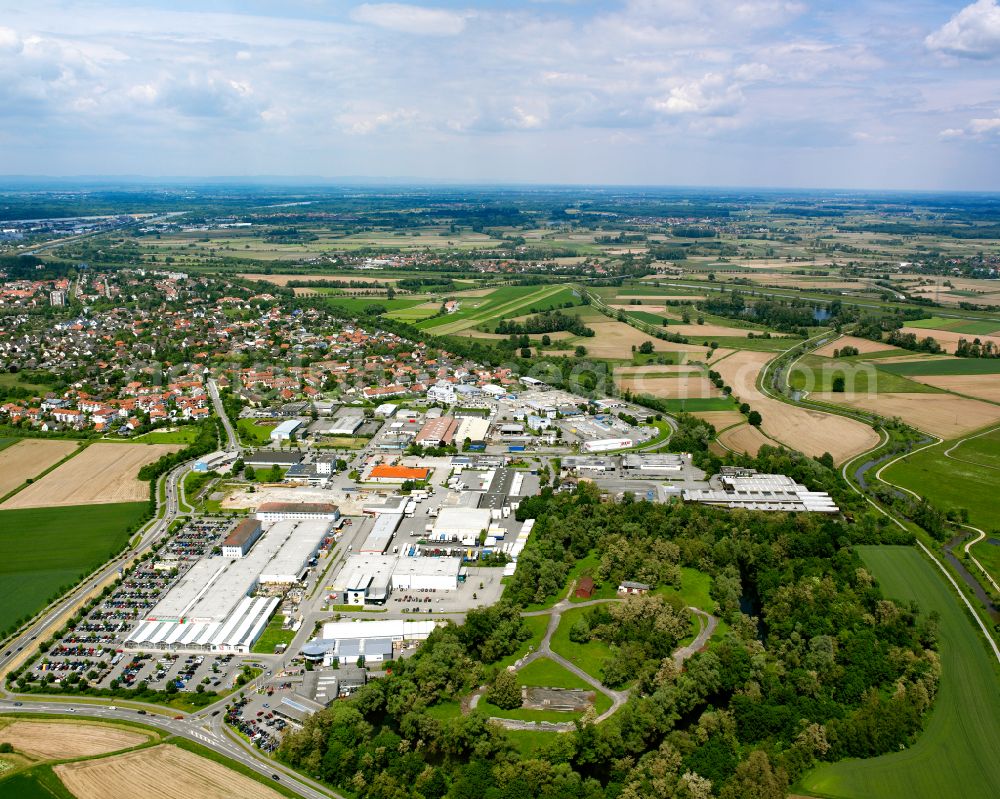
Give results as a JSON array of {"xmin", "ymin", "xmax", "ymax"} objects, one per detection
[{"xmin": 0, "ymin": 503, "xmax": 146, "ymax": 633}]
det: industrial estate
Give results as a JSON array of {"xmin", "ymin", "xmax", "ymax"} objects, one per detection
[{"xmin": 1, "ymin": 3, "xmax": 999, "ymax": 796}]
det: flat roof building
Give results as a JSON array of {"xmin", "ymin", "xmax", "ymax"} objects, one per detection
[
  {"xmin": 256, "ymin": 502, "xmax": 339, "ymax": 523},
  {"xmin": 414, "ymin": 416, "xmax": 459, "ymax": 447},
  {"xmin": 391, "ymin": 556, "xmax": 461, "ymax": 591},
  {"xmin": 368, "ymin": 464, "xmax": 430, "ymax": 482},
  {"xmin": 683, "ymin": 471, "xmax": 839, "ymax": 513},
  {"xmin": 431, "ymin": 507, "xmax": 492, "ymax": 545},
  {"xmin": 331, "ymin": 555, "xmax": 395, "ymax": 605},
  {"xmin": 360, "ymin": 512, "xmax": 403, "ymax": 554},
  {"xmin": 271, "ymin": 419, "xmax": 303, "ymax": 442}
]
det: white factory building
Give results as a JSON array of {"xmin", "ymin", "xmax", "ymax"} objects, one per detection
[
  {"xmin": 430, "ymin": 507, "xmax": 492, "ymax": 545},
  {"xmin": 583, "ymin": 437, "xmax": 633, "ymax": 453},
  {"xmin": 301, "ymin": 619, "xmax": 442, "ymax": 664},
  {"xmin": 125, "ymin": 518, "xmax": 330, "ymax": 652},
  {"xmin": 331, "ymin": 554, "xmax": 462, "ymax": 605},
  {"xmin": 455, "ymin": 416, "xmax": 491, "ymax": 443},
  {"xmin": 683, "ymin": 470, "xmax": 839, "ymax": 513},
  {"xmin": 270, "ymin": 419, "xmax": 303, "ymax": 442},
  {"xmin": 256, "ymin": 502, "xmax": 340, "ymax": 523}
]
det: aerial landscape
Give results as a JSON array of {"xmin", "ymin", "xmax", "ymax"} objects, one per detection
[{"xmin": 1, "ymin": 2, "xmax": 999, "ymax": 799}]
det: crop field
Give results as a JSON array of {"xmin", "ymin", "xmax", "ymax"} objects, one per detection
[
  {"xmin": 615, "ymin": 374, "xmax": 720, "ymax": 400},
  {"xmin": 689, "ymin": 410, "xmax": 746, "ymax": 429},
  {"xmin": 719, "ymin": 423, "xmax": 772, "ymax": 456},
  {"xmin": 0, "ymin": 721, "xmax": 149, "ymax": 760},
  {"xmin": 572, "ymin": 320, "xmax": 714, "ymax": 359},
  {"xmin": 800, "ymin": 546, "xmax": 1000, "ymax": 799},
  {"xmin": 813, "ymin": 335, "xmax": 904, "ymax": 357},
  {"xmin": 0, "ymin": 502, "xmax": 145, "ymax": 633},
  {"xmin": 324, "ymin": 296, "xmax": 426, "ymax": 315},
  {"xmin": 904, "ymin": 316, "xmax": 1000, "ymax": 335},
  {"xmin": 713, "ymin": 349, "xmax": 880, "ymax": 463},
  {"xmin": 878, "ymin": 358, "xmax": 1000, "ymax": 376},
  {"xmin": 908, "ymin": 373, "xmax": 1000, "ymax": 402},
  {"xmin": 2, "ymin": 443, "xmax": 180, "ymax": 509},
  {"xmin": 814, "ymin": 392, "xmax": 1000, "ymax": 439},
  {"xmin": 899, "ymin": 327, "xmax": 1000, "ymax": 354},
  {"xmin": 53, "ymin": 744, "xmax": 284, "ymax": 799},
  {"xmin": 0, "ymin": 439, "xmax": 79, "ymax": 498},
  {"xmin": 882, "ymin": 433, "xmax": 1000, "ymax": 530},
  {"xmin": 788, "ymin": 356, "xmax": 942, "ymax": 394},
  {"xmin": 418, "ymin": 285, "xmax": 574, "ymax": 335}
]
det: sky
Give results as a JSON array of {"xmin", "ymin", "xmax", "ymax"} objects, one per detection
[{"xmin": 0, "ymin": 0, "xmax": 999, "ymax": 190}]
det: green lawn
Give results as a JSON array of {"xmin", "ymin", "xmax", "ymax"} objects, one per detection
[
  {"xmin": 131, "ymin": 427, "xmax": 200, "ymax": 444},
  {"xmin": 645, "ymin": 396, "xmax": 737, "ymax": 412},
  {"xmin": 517, "ymin": 656, "xmax": 591, "ymax": 690},
  {"xmin": 0, "ymin": 502, "xmax": 146, "ymax": 634},
  {"xmin": 948, "ymin": 427, "xmax": 1000, "ymax": 470},
  {"xmin": 787, "ymin": 355, "xmax": 943, "ymax": 394},
  {"xmin": 878, "ymin": 358, "xmax": 1000, "ymax": 376},
  {"xmin": 704, "ymin": 335, "xmax": 798, "ymax": 351},
  {"xmin": 800, "ymin": 546, "xmax": 1000, "ymax": 799},
  {"xmin": 0, "ymin": 438, "xmax": 20, "ymax": 453},
  {"xmin": 250, "ymin": 614, "xmax": 296, "ymax": 654},
  {"xmin": 550, "ymin": 606, "xmax": 614, "ymax": 680},
  {"xmin": 236, "ymin": 419, "xmax": 276, "ymax": 445},
  {"xmin": 882, "ymin": 439, "xmax": 1000, "ymax": 531}
]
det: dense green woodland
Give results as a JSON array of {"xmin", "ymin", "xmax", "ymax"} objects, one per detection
[{"xmin": 280, "ymin": 453, "xmax": 937, "ymax": 799}]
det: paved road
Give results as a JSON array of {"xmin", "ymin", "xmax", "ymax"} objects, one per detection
[{"xmin": 208, "ymin": 378, "xmax": 240, "ymax": 453}]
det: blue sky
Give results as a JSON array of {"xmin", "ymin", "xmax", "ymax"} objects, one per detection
[{"xmin": 0, "ymin": 1, "xmax": 999, "ymax": 189}]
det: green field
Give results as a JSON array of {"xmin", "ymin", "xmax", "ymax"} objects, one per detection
[
  {"xmin": 418, "ymin": 284, "xmax": 576, "ymax": 335},
  {"xmin": 882, "ymin": 437, "xmax": 1000, "ymax": 530},
  {"xmin": 236, "ymin": 418, "xmax": 277, "ymax": 445},
  {"xmin": 969, "ymin": 537, "xmax": 1000, "ymax": 589},
  {"xmin": 325, "ymin": 297, "xmax": 426, "ymax": 315},
  {"xmin": 0, "ymin": 438, "xmax": 19, "ymax": 453},
  {"xmin": 643, "ymin": 396, "xmax": 737, "ymax": 412},
  {"xmin": 787, "ymin": 356, "xmax": 943, "ymax": 394},
  {"xmin": 877, "ymin": 358, "xmax": 1000, "ymax": 376},
  {"xmin": 476, "ymin": 656, "xmax": 612, "ymax": 722},
  {"xmin": 801, "ymin": 546, "xmax": 1000, "ymax": 799},
  {"xmin": 947, "ymin": 427, "xmax": 1000, "ymax": 469},
  {"xmin": 0, "ymin": 765, "xmax": 76, "ymax": 799},
  {"xmin": 131, "ymin": 427, "xmax": 200, "ymax": 444},
  {"xmin": 250, "ymin": 614, "xmax": 295, "ymax": 654},
  {"xmin": 622, "ymin": 310, "xmax": 673, "ymax": 326},
  {"xmin": 905, "ymin": 316, "xmax": 1000, "ymax": 335},
  {"xmin": 496, "ymin": 615, "xmax": 549, "ymax": 668},
  {"xmin": 703, "ymin": 335, "xmax": 797, "ymax": 351},
  {"xmin": 0, "ymin": 502, "xmax": 146, "ymax": 634}
]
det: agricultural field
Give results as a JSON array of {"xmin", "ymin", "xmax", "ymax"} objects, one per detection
[
  {"xmin": 719, "ymin": 423, "xmax": 772, "ymax": 456},
  {"xmin": 814, "ymin": 392, "xmax": 1000, "ymax": 439},
  {"xmin": 239, "ymin": 273, "xmax": 400, "ymax": 286},
  {"xmin": 0, "ymin": 439, "xmax": 79, "ymax": 499},
  {"xmin": 898, "ymin": 327, "xmax": 1000, "ymax": 354},
  {"xmin": 813, "ymin": 335, "xmax": 904, "ymax": 357},
  {"xmin": 2, "ymin": 443, "xmax": 180, "ymax": 509},
  {"xmin": 713, "ymin": 349, "xmax": 880, "ymax": 463},
  {"xmin": 904, "ymin": 316, "xmax": 1000, "ymax": 336},
  {"xmin": 905, "ymin": 373, "xmax": 1000, "ymax": 403},
  {"xmin": 788, "ymin": 355, "xmax": 943, "ymax": 394},
  {"xmin": 689, "ymin": 410, "xmax": 746, "ymax": 430},
  {"xmin": 881, "ymin": 430, "xmax": 1000, "ymax": 530},
  {"xmin": 878, "ymin": 358, "xmax": 1000, "ymax": 376},
  {"xmin": 615, "ymin": 374, "xmax": 721, "ymax": 400},
  {"xmin": 0, "ymin": 721, "xmax": 150, "ymax": 760},
  {"xmin": 418, "ymin": 284, "xmax": 584, "ymax": 336},
  {"xmin": 0, "ymin": 502, "xmax": 145, "ymax": 633},
  {"xmin": 800, "ymin": 546, "xmax": 1000, "ymax": 799}
]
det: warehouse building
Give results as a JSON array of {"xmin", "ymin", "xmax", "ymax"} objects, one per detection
[
  {"xmin": 359, "ymin": 511, "xmax": 403, "ymax": 554},
  {"xmin": 270, "ymin": 419, "xmax": 303, "ymax": 442},
  {"xmin": 125, "ymin": 519, "xmax": 329, "ymax": 651},
  {"xmin": 256, "ymin": 502, "xmax": 340, "ymax": 523},
  {"xmin": 368, "ymin": 464, "xmax": 430, "ymax": 483},
  {"xmin": 301, "ymin": 619, "xmax": 442, "ymax": 665},
  {"xmin": 430, "ymin": 507, "xmax": 492, "ymax": 545},
  {"xmin": 391, "ymin": 556, "xmax": 461, "ymax": 591},
  {"xmin": 221, "ymin": 518, "xmax": 263, "ymax": 558},
  {"xmin": 245, "ymin": 450, "xmax": 303, "ymax": 468},
  {"xmin": 583, "ymin": 437, "xmax": 633, "ymax": 453},
  {"xmin": 414, "ymin": 416, "xmax": 458, "ymax": 447},
  {"xmin": 331, "ymin": 555, "xmax": 396, "ymax": 605},
  {"xmin": 682, "ymin": 470, "xmax": 838, "ymax": 513},
  {"xmin": 456, "ymin": 416, "xmax": 491, "ymax": 444},
  {"xmin": 622, "ymin": 453, "xmax": 687, "ymax": 473}
]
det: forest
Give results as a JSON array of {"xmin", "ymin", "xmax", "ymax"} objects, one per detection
[{"xmin": 279, "ymin": 451, "xmax": 937, "ymax": 799}]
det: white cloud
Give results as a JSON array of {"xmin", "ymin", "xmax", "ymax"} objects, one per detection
[
  {"xmin": 970, "ymin": 115, "xmax": 1000, "ymax": 134},
  {"xmin": 0, "ymin": 25, "xmax": 23, "ymax": 54},
  {"xmin": 926, "ymin": 0, "xmax": 1000, "ymax": 59},
  {"xmin": 351, "ymin": 4, "xmax": 467, "ymax": 36},
  {"xmin": 649, "ymin": 73, "xmax": 743, "ymax": 116}
]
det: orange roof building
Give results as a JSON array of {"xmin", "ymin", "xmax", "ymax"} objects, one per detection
[{"xmin": 368, "ymin": 465, "xmax": 429, "ymax": 482}]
